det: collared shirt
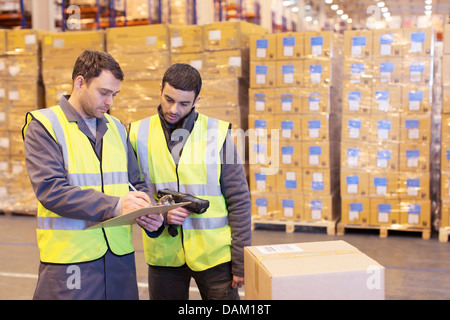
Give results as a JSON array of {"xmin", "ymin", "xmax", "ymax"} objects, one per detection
[{"xmin": 23, "ymin": 96, "xmax": 148, "ymax": 222}]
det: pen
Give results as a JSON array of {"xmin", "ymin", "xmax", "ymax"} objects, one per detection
[{"xmin": 128, "ymin": 182, "xmax": 138, "ymax": 192}]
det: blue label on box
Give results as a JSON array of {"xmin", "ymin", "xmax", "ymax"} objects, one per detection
[
  {"xmin": 347, "ymin": 148, "xmax": 360, "ymax": 158},
  {"xmin": 446, "ymin": 150, "xmax": 450, "ymax": 160},
  {"xmin": 380, "ymin": 62, "xmax": 394, "ymax": 73},
  {"xmin": 351, "ymin": 63, "xmax": 365, "ymax": 74},
  {"xmin": 346, "ymin": 175, "xmax": 359, "ymax": 185},
  {"xmin": 348, "ymin": 91, "xmax": 362, "ymax": 101},
  {"xmin": 255, "ymin": 65, "xmax": 268, "ymax": 74},
  {"xmin": 254, "ymin": 119, "xmax": 267, "ymax": 128},
  {"xmin": 255, "ymin": 198, "xmax": 267, "ymax": 207},
  {"xmin": 254, "ymin": 172, "xmax": 266, "ymax": 181},
  {"xmin": 281, "ymin": 145, "xmax": 294, "ymax": 155},
  {"xmin": 308, "ymin": 120, "xmax": 321, "ymax": 129},
  {"xmin": 350, "ymin": 202, "xmax": 363, "ymax": 212},
  {"xmin": 375, "ymin": 90, "xmax": 389, "ymax": 101},
  {"xmin": 378, "ymin": 203, "xmax": 392, "ymax": 213},
  {"xmin": 348, "ymin": 119, "xmax": 361, "ymax": 129},
  {"xmin": 380, "ymin": 33, "xmax": 394, "ymax": 44},
  {"xmin": 408, "ymin": 204, "xmax": 421, "ymax": 214},
  {"xmin": 407, "ymin": 179, "xmax": 420, "ymax": 188},
  {"xmin": 256, "ymin": 39, "xmax": 268, "ymax": 49},
  {"xmin": 285, "ymin": 180, "xmax": 297, "ymax": 189},
  {"xmin": 377, "ymin": 150, "xmax": 391, "ymax": 160},
  {"xmin": 411, "ymin": 32, "xmax": 425, "ymax": 43},
  {"xmin": 405, "ymin": 119, "xmax": 419, "ymax": 129},
  {"xmin": 352, "ymin": 36, "xmax": 366, "ymax": 46},
  {"xmin": 282, "ymin": 199, "xmax": 295, "ymax": 208},
  {"xmin": 280, "ymin": 93, "xmax": 293, "ymax": 102},
  {"xmin": 374, "ymin": 177, "xmax": 387, "ymax": 187},
  {"xmin": 309, "ymin": 146, "xmax": 322, "ymax": 155},
  {"xmin": 410, "ymin": 62, "xmax": 425, "ymax": 73},
  {"xmin": 282, "ymin": 65, "xmax": 295, "ymax": 74},
  {"xmin": 281, "ymin": 121, "xmax": 294, "ymax": 130},
  {"xmin": 311, "ymin": 36, "xmax": 323, "ymax": 46},
  {"xmin": 308, "ymin": 92, "xmax": 321, "ymax": 102},
  {"xmin": 310, "ymin": 64, "xmax": 322, "ymax": 74},
  {"xmin": 409, "ymin": 91, "xmax": 423, "ymax": 101},
  {"xmin": 312, "ymin": 181, "xmax": 324, "ymax": 191},
  {"xmin": 310, "ymin": 200, "xmax": 323, "ymax": 210},
  {"xmin": 283, "ymin": 36, "xmax": 296, "ymax": 46},
  {"xmin": 406, "ymin": 149, "xmax": 420, "ymax": 159},
  {"xmin": 378, "ymin": 120, "xmax": 392, "ymax": 130}
]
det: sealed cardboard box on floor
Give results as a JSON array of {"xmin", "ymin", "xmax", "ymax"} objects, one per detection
[{"xmin": 244, "ymin": 240, "xmax": 384, "ymax": 300}]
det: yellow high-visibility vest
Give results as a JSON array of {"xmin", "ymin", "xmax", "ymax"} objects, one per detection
[
  {"xmin": 23, "ymin": 105, "xmax": 133, "ymax": 263},
  {"xmin": 129, "ymin": 113, "xmax": 232, "ymax": 271}
]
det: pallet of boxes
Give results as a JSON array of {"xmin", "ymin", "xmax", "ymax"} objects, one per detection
[
  {"xmin": 106, "ymin": 24, "xmax": 171, "ymax": 125},
  {"xmin": 248, "ymin": 31, "xmax": 342, "ymax": 235},
  {"xmin": 440, "ymin": 24, "xmax": 450, "ymax": 242},
  {"xmin": 337, "ymin": 28, "xmax": 434, "ymax": 239},
  {"xmin": 0, "ymin": 29, "xmax": 43, "ymax": 215}
]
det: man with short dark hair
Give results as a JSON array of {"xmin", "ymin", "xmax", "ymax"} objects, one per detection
[
  {"xmin": 22, "ymin": 50, "xmax": 163, "ymax": 300},
  {"xmin": 129, "ymin": 63, "xmax": 251, "ymax": 300}
]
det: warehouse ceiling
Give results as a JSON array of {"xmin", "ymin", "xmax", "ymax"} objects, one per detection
[{"xmin": 284, "ymin": 0, "xmax": 449, "ymax": 24}]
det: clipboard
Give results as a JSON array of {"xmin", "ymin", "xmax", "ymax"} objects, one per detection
[{"xmin": 84, "ymin": 202, "xmax": 191, "ymax": 230}]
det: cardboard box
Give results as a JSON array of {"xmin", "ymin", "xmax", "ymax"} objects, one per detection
[
  {"xmin": 441, "ymin": 171, "xmax": 450, "ymax": 200},
  {"xmin": 250, "ymin": 192, "xmax": 278, "ymax": 220},
  {"xmin": 7, "ymin": 106, "xmax": 36, "ymax": 131},
  {"xmin": 197, "ymin": 105, "xmax": 246, "ymax": 131},
  {"xmin": 114, "ymin": 52, "xmax": 170, "ymax": 81},
  {"xmin": 106, "ymin": 24, "xmax": 169, "ymax": 55},
  {"xmin": 109, "ymin": 106, "xmax": 156, "ymax": 127},
  {"xmin": 250, "ymin": 34, "xmax": 277, "ymax": 61},
  {"xmin": 398, "ymin": 171, "xmax": 430, "ymax": 200},
  {"xmin": 370, "ymin": 198, "xmax": 400, "ymax": 225},
  {"xmin": 249, "ymin": 88, "xmax": 275, "ymax": 114},
  {"xmin": 249, "ymin": 165, "xmax": 277, "ymax": 193},
  {"xmin": 372, "ymin": 29, "xmax": 405, "ymax": 57},
  {"xmin": 369, "ymin": 170, "xmax": 399, "ymax": 198},
  {"xmin": 368, "ymin": 142, "xmax": 399, "ymax": 171},
  {"xmin": 276, "ymin": 60, "xmax": 303, "ymax": 87},
  {"xmin": 278, "ymin": 140, "xmax": 302, "ymax": 167},
  {"xmin": 203, "ymin": 21, "xmax": 267, "ymax": 51},
  {"xmin": 341, "ymin": 169, "xmax": 369, "ymax": 197},
  {"xmin": 301, "ymin": 113, "xmax": 329, "ymax": 141},
  {"xmin": 0, "ymin": 57, "xmax": 7, "ymax": 79},
  {"xmin": 302, "ymin": 168, "xmax": 332, "ymax": 195},
  {"xmin": 0, "ymin": 106, "xmax": 6, "ymax": 128},
  {"xmin": 0, "ymin": 130, "xmax": 9, "ymax": 155},
  {"xmin": 304, "ymin": 59, "xmax": 331, "ymax": 86},
  {"xmin": 41, "ymin": 56, "xmax": 76, "ymax": 85},
  {"xmin": 402, "ymin": 28, "xmax": 434, "ymax": 56},
  {"xmin": 41, "ymin": 31, "xmax": 105, "ymax": 58},
  {"xmin": 444, "ymin": 24, "xmax": 450, "ymax": 55},
  {"xmin": 343, "ymin": 59, "xmax": 373, "ymax": 86},
  {"xmin": 276, "ymin": 32, "xmax": 304, "ymax": 60},
  {"xmin": 0, "ymin": 30, "xmax": 5, "ymax": 55},
  {"xmin": 400, "ymin": 114, "xmax": 431, "ymax": 143},
  {"xmin": 276, "ymin": 168, "xmax": 303, "ymax": 194},
  {"xmin": 169, "ymin": 25, "xmax": 203, "ymax": 54},
  {"xmin": 369, "ymin": 113, "xmax": 400, "ymax": 142},
  {"xmin": 399, "ymin": 142, "xmax": 430, "ymax": 172},
  {"xmin": 341, "ymin": 114, "xmax": 370, "ymax": 142},
  {"xmin": 399, "ymin": 199, "xmax": 431, "ymax": 227},
  {"xmin": 441, "ymin": 200, "xmax": 450, "ymax": 228},
  {"xmin": 244, "ymin": 240, "xmax": 385, "ymax": 300},
  {"xmin": 273, "ymin": 87, "xmax": 302, "ymax": 114},
  {"xmin": 372, "ymin": 57, "xmax": 402, "ymax": 84},
  {"xmin": 342, "ymin": 85, "xmax": 371, "ymax": 115},
  {"xmin": 302, "ymin": 141, "xmax": 330, "ymax": 169},
  {"xmin": 6, "ymin": 29, "xmax": 39, "ymax": 54},
  {"xmin": 198, "ymin": 78, "xmax": 245, "ymax": 108},
  {"xmin": 301, "ymin": 86, "xmax": 330, "ymax": 114},
  {"xmin": 343, "ymin": 30, "xmax": 373, "ymax": 58},
  {"xmin": 341, "ymin": 196, "xmax": 370, "ymax": 224},
  {"xmin": 303, "ymin": 194, "xmax": 335, "ymax": 222},
  {"xmin": 5, "ymin": 54, "xmax": 39, "ymax": 80},
  {"xmin": 45, "ymin": 83, "xmax": 72, "ymax": 108},
  {"xmin": 277, "ymin": 193, "xmax": 303, "ymax": 220},
  {"xmin": 0, "ymin": 80, "xmax": 7, "ymax": 107},
  {"xmin": 402, "ymin": 57, "xmax": 432, "ymax": 86},
  {"xmin": 6, "ymin": 81, "xmax": 43, "ymax": 107},
  {"xmin": 341, "ymin": 142, "xmax": 369, "ymax": 169},
  {"xmin": 250, "ymin": 61, "xmax": 276, "ymax": 88},
  {"xmin": 371, "ymin": 85, "xmax": 401, "ymax": 114},
  {"xmin": 273, "ymin": 114, "xmax": 301, "ymax": 140},
  {"xmin": 401, "ymin": 86, "xmax": 432, "ymax": 114},
  {"xmin": 304, "ymin": 31, "xmax": 334, "ymax": 58}
]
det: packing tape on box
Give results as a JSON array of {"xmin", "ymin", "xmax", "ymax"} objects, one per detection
[{"xmin": 255, "ymin": 248, "xmax": 360, "ymax": 263}]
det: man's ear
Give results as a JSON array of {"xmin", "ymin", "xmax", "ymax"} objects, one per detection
[
  {"xmin": 193, "ymin": 96, "xmax": 201, "ymax": 107},
  {"xmin": 73, "ymin": 75, "xmax": 85, "ymax": 92}
]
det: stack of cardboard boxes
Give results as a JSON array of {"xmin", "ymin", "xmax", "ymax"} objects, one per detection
[
  {"xmin": 340, "ymin": 28, "xmax": 433, "ymax": 237},
  {"xmin": 440, "ymin": 24, "xmax": 450, "ymax": 241},
  {"xmin": 248, "ymin": 31, "xmax": 342, "ymax": 230},
  {"xmin": 0, "ymin": 29, "xmax": 43, "ymax": 213}
]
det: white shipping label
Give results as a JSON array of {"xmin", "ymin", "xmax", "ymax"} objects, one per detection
[
  {"xmin": 209, "ymin": 30, "xmax": 221, "ymax": 41},
  {"xmin": 256, "ymin": 244, "xmax": 303, "ymax": 255}
]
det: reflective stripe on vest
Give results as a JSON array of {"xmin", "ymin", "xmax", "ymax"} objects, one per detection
[
  {"xmin": 24, "ymin": 105, "xmax": 133, "ymax": 263},
  {"xmin": 130, "ymin": 113, "xmax": 232, "ymax": 271}
]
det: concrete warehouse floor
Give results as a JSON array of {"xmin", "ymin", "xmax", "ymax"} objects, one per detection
[{"xmin": 0, "ymin": 215, "xmax": 449, "ymax": 300}]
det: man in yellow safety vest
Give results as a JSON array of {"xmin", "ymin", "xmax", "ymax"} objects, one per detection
[
  {"xmin": 129, "ymin": 63, "xmax": 251, "ymax": 300},
  {"xmin": 22, "ymin": 50, "xmax": 163, "ymax": 300}
]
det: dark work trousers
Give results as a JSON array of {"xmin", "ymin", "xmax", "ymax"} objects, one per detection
[
  {"xmin": 147, "ymin": 262, "xmax": 240, "ymax": 300},
  {"xmin": 33, "ymin": 250, "xmax": 139, "ymax": 300}
]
